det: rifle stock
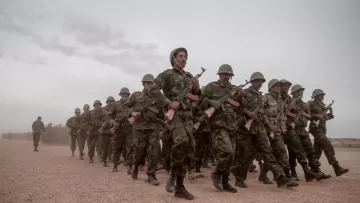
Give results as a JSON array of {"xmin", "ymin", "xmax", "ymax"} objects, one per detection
[
  {"xmin": 244, "ymin": 119, "xmax": 253, "ymax": 131},
  {"xmin": 128, "ymin": 117, "xmax": 136, "ymax": 125}
]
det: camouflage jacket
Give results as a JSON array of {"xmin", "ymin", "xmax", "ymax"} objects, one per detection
[
  {"xmin": 293, "ymin": 99, "xmax": 311, "ymax": 129},
  {"xmin": 79, "ymin": 111, "xmax": 91, "ymax": 132},
  {"xmin": 104, "ymin": 99, "xmax": 132, "ymax": 131},
  {"xmin": 32, "ymin": 120, "xmax": 45, "ymax": 133},
  {"xmin": 281, "ymin": 93, "xmax": 296, "ymax": 129},
  {"xmin": 66, "ymin": 116, "xmax": 81, "ymax": 134},
  {"xmin": 200, "ymin": 80, "xmax": 243, "ymax": 131},
  {"xmin": 125, "ymin": 88, "xmax": 164, "ymax": 130},
  {"xmin": 149, "ymin": 68, "xmax": 200, "ymax": 120},
  {"xmin": 309, "ymin": 100, "xmax": 333, "ymax": 132},
  {"xmin": 240, "ymin": 86, "xmax": 266, "ymax": 134},
  {"xmin": 263, "ymin": 92, "xmax": 287, "ymax": 134},
  {"xmin": 88, "ymin": 109, "xmax": 108, "ymax": 133}
]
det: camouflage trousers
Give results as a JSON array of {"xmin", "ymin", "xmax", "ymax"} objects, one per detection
[
  {"xmin": 112, "ymin": 129, "xmax": 133, "ymax": 166},
  {"xmin": 78, "ymin": 131, "xmax": 87, "ymax": 156},
  {"xmin": 124, "ymin": 127, "xmax": 134, "ymax": 166},
  {"xmin": 268, "ymin": 132, "xmax": 289, "ymax": 169},
  {"xmin": 161, "ymin": 138, "xmax": 173, "ymax": 172},
  {"xmin": 87, "ymin": 132, "xmax": 99, "ymax": 158},
  {"xmin": 96, "ymin": 135, "xmax": 102, "ymax": 157},
  {"xmin": 70, "ymin": 134, "xmax": 78, "ymax": 152},
  {"xmin": 282, "ymin": 128, "xmax": 308, "ymax": 167},
  {"xmin": 101, "ymin": 133, "xmax": 112, "ymax": 162},
  {"xmin": 168, "ymin": 117, "xmax": 195, "ymax": 177},
  {"xmin": 312, "ymin": 131, "xmax": 338, "ymax": 165},
  {"xmin": 234, "ymin": 131, "xmax": 285, "ymax": 181},
  {"xmin": 289, "ymin": 128, "xmax": 321, "ymax": 170},
  {"xmin": 213, "ymin": 129, "xmax": 235, "ymax": 175},
  {"xmin": 194, "ymin": 131, "xmax": 212, "ymax": 169},
  {"xmin": 133, "ymin": 128, "xmax": 159, "ymax": 176},
  {"xmin": 33, "ymin": 132, "xmax": 41, "ymax": 147}
]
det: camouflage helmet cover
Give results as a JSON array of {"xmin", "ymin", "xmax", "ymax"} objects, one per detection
[
  {"xmin": 291, "ymin": 84, "xmax": 305, "ymax": 95},
  {"xmin": 312, "ymin": 89, "xmax": 325, "ymax": 98},
  {"xmin": 280, "ymin": 79, "xmax": 292, "ymax": 86},
  {"xmin": 268, "ymin": 79, "xmax": 282, "ymax": 91},
  {"xmin": 250, "ymin": 72, "xmax": 266, "ymax": 83},
  {"xmin": 106, "ymin": 96, "xmax": 115, "ymax": 103},
  {"xmin": 170, "ymin": 47, "xmax": 187, "ymax": 67},
  {"xmin": 83, "ymin": 104, "xmax": 90, "ymax": 109},
  {"xmin": 119, "ymin": 87, "xmax": 130, "ymax": 95},
  {"xmin": 217, "ymin": 64, "xmax": 234, "ymax": 76},
  {"xmin": 74, "ymin": 108, "xmax": 81, "ymax": 113},
  {"xmin": 93, "ymin": 100, "xmax": 102, "ymax": 106},
  {"xmin": 141, "ymin": 74, "xmax": 155, "ymax": 83}
]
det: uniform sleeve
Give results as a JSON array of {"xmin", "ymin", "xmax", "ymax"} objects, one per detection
[
  {"xmin": 66, "ymin": 117, "xmax": 74, "ymax": 128},
  {"xmin": 149, "ymin": 71, "xmax": 171, "ymax": 108},
  {"xmin": 125, "ymin": 93, "xmax": 137, "ymax": 109},
  {"xmin": 263, "ymin": 97, "xmax": 270, "ymax": 126},
  {"xmin": 197, "ymin": 83, "xmax": 212, "ymax": 110},
  {"xmin": 41, "ymin": 121, "xmax": 45, "ymax": 132}
]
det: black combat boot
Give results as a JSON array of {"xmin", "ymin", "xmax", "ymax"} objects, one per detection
[
  {"xmin": 103, "ymin": 160, "xmax": 108, "ymax": 167},
  {"xmin": 127, "ymin": 165, "xmax": 133, "ymax": 175},
  {"xmin": 311, "ymin": 166, "xmax": 332, "ymax": 181},
  {"xmin": 302, "ymin": 164, "xmax": 322, "ymax": 182},
  {"xmin": 148, "ymin": 175, "xmax": 160, "ymax": 186},
  {"xmin": 132, "ymin": 165, "xmax": 138, "ymax": 180},
  {"xmin": 259, "ymin": 166, "xmax": 273, "ymax": 184},
  {"xmin": 165, "ymin": 172, "xmax": 176, "ymax": 193},
  {"xmin": 332, "ymin": 163, "xmax": 349, "ymax": 177},
  {"xmin": 283, "ymin": 167, "xmax": 293, "ymax": 179},
  {"xmin": 290, "ymin": 166, "xmax": 300, "ymax": 181},
  {"xmin": 174, "ymin": 175, "xmax": 194, "ymax": 200},
  {"xmin": 235, "ymin": 178, "xmax": 248, "ymax": 188},
  {"xmin": 211, "ymin": 171, "xmax": 223, "ymax": 191},
  {"xmin": 222, "ymin": 175, "xmax": 237, "ymax": 193},
  {"xmin": 112, "ymin": 164, "xmax": 118, "ymax": 172},
  {"xmin": 89, "ymin": 157, "xmax": 94, "ymax": 163},
  {"xmin": 276, "ymin": 175, "xmax": 299, "ymax": 188},
  {"xmin": 258, "ymin": 160, "xmax": 264, "ymax": 171}
]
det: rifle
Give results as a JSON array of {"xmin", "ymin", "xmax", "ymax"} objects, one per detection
[
  {"xmin": 314, "ymin": 100, "xmax": 334, "ymax": 127},
  {"xmin": 244, "ymin": 94, "xmax": 270, "ymax": 131},
  {"xmin": 128, "ymin": 101, "xmax": 158, "ymax": 125},
  {"xmin": 285, "ymin": 97, "xmax": 300, "ymax": 129},
  {"xmin": 165, "ymin": 67, "xmax": 206, "ymax": 121},
  {"xmin": 193, "ymin": 80, "xmax": 249, "ymax": 131},
  {"xmin": 269, "ymin": 112, "xmax": 282, "ymax": 139}
]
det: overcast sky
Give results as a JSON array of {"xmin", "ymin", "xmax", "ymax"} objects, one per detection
[{"xmin": 0, "ymin": 0, "xmax": 359, "ymax": 137}]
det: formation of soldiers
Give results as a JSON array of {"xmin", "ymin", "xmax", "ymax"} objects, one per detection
[{"xmin": 33, "ymin": 47, "xmax": 350, "ymax": 200}]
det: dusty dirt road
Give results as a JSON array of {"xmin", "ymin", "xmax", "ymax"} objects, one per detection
[{"xmin": 0, "ymin": 139, "xmax": 359, "ymax": 203}]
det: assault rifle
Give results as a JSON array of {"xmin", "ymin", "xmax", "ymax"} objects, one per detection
[
  {"xmin": 165, "ymin": 67, "xmax": 206, "ymax": 122},
  {"xmin": 314, "ymin": 100, "xmax": 334, "ymax": 127},
  {"xmin": 128, "ymin": 101, "xmax": 158, "ymax": 125}
]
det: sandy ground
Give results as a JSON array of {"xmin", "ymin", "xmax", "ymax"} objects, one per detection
[{"xmin": 0, "ymin": 139, "xmax": 359, "ymax": 203}]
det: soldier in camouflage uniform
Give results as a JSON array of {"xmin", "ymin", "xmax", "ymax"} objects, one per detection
[
  {"xmin": 86, "ymin": 100, "xmax": 107, "ymax": 163},
  {"xmin": 199, "ymin": 64, "xmax": 242, "ymax": 193},
  {"xmin": 280, "ymin": 80, "xmax": 323, "ymax": 182},
  {"xmin": 125, "ymin": 74, "xmax": 163, "ymax": 185},
  {"xmin": 98, "ymin": 96, "xmax": 116, "ymax": 167},
  {"xmin": 66, "ymin": 108, "xmax": 81, "ymax": 157},
  {"xmin": 149, "ymin": 47, "xmax": 200, "ymax": 200},
  {"xmin": 233, "ymin": 73, "xmax": 296, "ymax": 188},
  {"xmin": 289, "ymin": 85, "xmax": 332, "ymax": 180},
  {"xmin": 309, "ymin": 89, "xmax": 349, "ymax": 176},
  {"xmin": 77, "ymin": 104, "xmax": 91, "ymax": 160},
  {"xmin": 32, "ymin": 116, "xmax": 45, "ymax": 152}
]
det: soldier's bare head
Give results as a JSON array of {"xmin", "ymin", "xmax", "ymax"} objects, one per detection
[{"xmin": 172, "ymin": 51, "xmax": 187, "ymax": 70}]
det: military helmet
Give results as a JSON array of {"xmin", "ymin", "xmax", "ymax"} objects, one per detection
[
  {"xmin": 312, "ymin": 89, "xmax": 325, "ymax": 98},
  {"xmin": 291, "ymin": 84, "xmax": 305, "ymax": 95},
  {"xmin": 83, "ymin": 104, "xmax": 90, "ymax": 109},
  {"xmin": 93, "ymin": 100, "xmax": 102, "ymax": 106},
  {"xmin": 250, "ymin": 72, "xmax": 266, "ymax": 83},
  {"xmin": 280, "ymin": 79, "xmax": 292, "ymax": 86},
  {"xmin": 106, "ymin": 96, "xmax": 115, "ymax": 103},
  {"xmin": 119, "ymin": 87, "xmax": 130, "ymax": 95},
  {"xmin": 170, "ymin": 47, "xmax": 187, "ymax": 67},
  {"xmin": 141, "ymin": 74, "xmax": 155, "ymax": 83},
  {"xmin": 217, "ymin": 64, "xmax": 234, "ymax": 76},
  {"xmin": 268, "ymin": 79, "xmax": 282, "ymax": 91},
  {"xmin": 74, "ymin": 108, "xmax": 81, "ymax": 113}
]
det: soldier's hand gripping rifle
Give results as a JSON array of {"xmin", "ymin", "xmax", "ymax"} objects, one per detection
[
  {"xmin": 269, "ymin": 112, "xmax": 282, "ymax": 139},
  {"xmin": 128, "ymin": 101, "xmax": 158, "ymax": 125},
  {"xmin": 286, "ymin": 97, "xmax": 300, "ymax": 129},
  {"xmin": 164, "ymin": 67, "xmax": 206, "ymax": 122},
  {"xmin": 193, "ymin": 80, "xmax": 249, "ymax": 131},
  {"xmin": 244, "ymin": 95, "xmax": 269, "ymax": 131},
  {"xmin": 314, "ymin": 100, "xmax": 334, "ymax": 127}
]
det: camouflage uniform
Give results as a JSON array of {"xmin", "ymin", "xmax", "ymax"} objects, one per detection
[
  {"xmin": 149, "ymin": 47, "xmax": 198, "ymax": 199},
  {"xmin": 87, "ymin": 100, "xmax": 107, "ymax": 163},
  {"xmin": 32, "ymin": 117, "xmax": 45, "ymax": 151},
  {"xmin": 118, "ymin": 99, "xmax": 134, "ymax": 169},
  {"xmin": 100, "ymin": 97, "xmax": 116, "ymax": 167},
  {"xmin": 78, "ymin": 104, "xmax": 91, "ymax": 159},
  {"xmin": 309, "ymin": 89, "xmax": 349, "ymax": 176},
  {"xmin": 125, "ymin": 74, "xmax": 163, "ymax": 185},
  {"xmin": 66, "ymin": 108, "xmax": 81, "ymax": 156}
]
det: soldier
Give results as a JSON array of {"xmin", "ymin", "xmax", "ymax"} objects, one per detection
[
  {"xmin": 289, "ymin": 85, "xmax": 332, "ymax": 180},
  {"xmin": 66, "ymin": 108, "xmax": 81, "ymax": 157},
  {"xmin": 99, "ymin": 96, "xmax": 116, "ymax": 167},
  {"xmin": 118, "ymin": 87, "xmax": 133, "ymax": 166},
  {"xmin": 309, "ymin": 89, "xmax": 349, "ymax": 176},
  {"xmin": 77, "ymin": 104, "xmax": 91, "ymax": 160},
  {"xmin": 125, "ymin": 73, "xmax": 163, "ymax": 185},
  {"xmin": 235, "ymin": 73, "xmax": 298, "ymax": 188},
  {"xmin": 149, "ymin": 47, "xmax": 200, "ymax": 200},
  {"xmin": 87, "ymin": 100, "xmax": 107, "ymax": 163},
  {"xmin": 199, "ymin": 64, "xmax": 242, "ymax": 193},
  {"xmin": 31, "ymin": 116, "xmax": 45, "ymax": 152},
  {"xmin": 280, "ymin": 80, "xmax": 323, "ymax": 182}
]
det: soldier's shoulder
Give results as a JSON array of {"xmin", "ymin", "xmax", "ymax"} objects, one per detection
[
  {"xmin": 183, "ymin": 70, "xmax": 193, "ymax": 78},
  {"xmin": 132, "ymin": 91, "xmax": 142, "ymax": 96},
  {"xmin": 207, "ymin": 81, "xmax": 220, "ymax": 87}
]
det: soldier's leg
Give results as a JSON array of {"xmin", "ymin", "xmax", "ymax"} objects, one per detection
[
  {"xmin": 212, "ymin": 129, "xmax": 237, "ymax": 193},
  {"xmin": 87, "ymin": 133, "xmax": 97, "ymax": 163},
  {"xmin": 96, "ymin": 135, "xmax": 102, "ymax": 158},
  {"xmin": 132, "ymin": 128, "xmax": 146, "ymax": 179},
  {"xmin": 78, "ymin": 131, "xmax": 86, "ymax": 159},
  {"xmin": 101, "ymin": 134, "xmax": 110, "ymax": 167},
  {"xmin": 33, "ymin": 132, "xmax": 40, "ymax": 151},
  {"xmin": 194, "ymin": 132, "xmax": 206, "ymax": 171},
  {"xmin": 70, "ymin": 135, "xmax": 77, "ymax": 156},
  {"xmin": 267, "ymin": 133, "xmax": 290, "ymax": 178},
  {"xmin": 112, "ymin": 130, "xmax": 125, "ymax": 172},
  {"xmin": 313, "ymin": 132, "xmax": 349, "ymax": 176},
  {"xmin": 288, "ymin": 149, "xmax": 298, "ymax": 180},
  {"xmin": 233, "ymin": 132, "xmax": 250, "ymax": 188},
  {"xmin": 146, "ymin": 130, "xmax": 160, "ymax": 185},
  {"xmin": 108, "ymin": 140, "xmax": 112, "ymax": 162},
  {"xmin": 125, "ymin": 129, "xmax": 135, "ymax": 170}
]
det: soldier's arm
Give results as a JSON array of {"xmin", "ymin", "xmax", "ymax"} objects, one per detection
[
  {"xmin": 197, "ymin": 84, "xmax": 212, "ymax": 110},
  {"xmin": 125, "ymin": 93, "xmax": 137, "ymax": 111},
  {"xmin": 262, "ymin": 98, "xmax": 271, "ymax": 127},
  {"xmin": 41, "ymin": 121, "xmax": 45, "ymax": 132},
  {"xmin": 66, "ymin": 117, "xmax": 74, "ymax": 129},
  {"xmin": 309, "ymin": 102, "xmax": 323, "ymax": 120},
  {"xmin": 148, "ymin": 71, "xmax": 171, "ymax": 108},
  {"xmin": 32, "ymin": 121, "xmax": 35, "ymax": 131}
]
